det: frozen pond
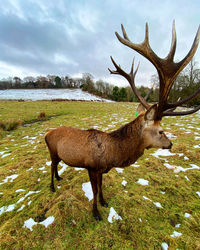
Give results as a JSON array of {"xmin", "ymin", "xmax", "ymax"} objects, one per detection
[{"xmin": 0, "ymin": 89, "xmax": 111, "ymax": 101}]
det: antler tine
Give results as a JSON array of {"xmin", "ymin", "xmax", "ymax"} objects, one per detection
[
  {"xmin": 166, "ymin": 20, "xmax": 177, "ymax": 61},
  {"xmin": 109, "ymin": 56, "xmax": 150, "ymax": 109},
  {"xmin": 121, "ymin": 24, "xmax": 130, "ymax": 41},
  {"xmin": 175, "ymin": 25, "xmax": 200, "ymax": 79},
  {"xmin": 163, "ymin": 105, "xmax": 200, "ymax": 116},
  {"xmin": 166, "ymin": 88, "xmax": 200, "ymax": 110}
]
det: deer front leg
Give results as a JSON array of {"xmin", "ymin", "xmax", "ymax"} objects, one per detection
[
  {"xmin": 97, "ymin": 173, "xmax": 108, "ymax": 207},
  {"xmin": 88, "ymin": 169, "xmax": 102, "ymax": 221}
]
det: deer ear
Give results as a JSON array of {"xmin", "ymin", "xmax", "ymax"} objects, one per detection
[{"xmin": 144, "ymin": 104, "xmax": 157, "ymax": 121}]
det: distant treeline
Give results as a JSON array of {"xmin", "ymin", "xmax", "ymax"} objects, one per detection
[{"xmin": 0, "ymin": 60, "xmax": 200, "ymax": 105}]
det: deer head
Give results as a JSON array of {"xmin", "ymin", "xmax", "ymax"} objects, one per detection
[{"xmin": 109, "ymin": 21, "xmax": 200, "ymax": 120}]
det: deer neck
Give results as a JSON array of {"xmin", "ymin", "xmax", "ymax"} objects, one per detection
[{"xmin": 109, "ymin": 115, "xmax": 146, "ymax": 167}]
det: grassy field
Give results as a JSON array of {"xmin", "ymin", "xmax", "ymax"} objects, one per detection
[{"xmin": 0, "ymin": 100, "xmax": 200, "ymax": 249}]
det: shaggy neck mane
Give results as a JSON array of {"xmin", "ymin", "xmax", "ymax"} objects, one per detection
[{"xmin": 109, "ymin": 114, "xmax": 144, "ymax": 139}]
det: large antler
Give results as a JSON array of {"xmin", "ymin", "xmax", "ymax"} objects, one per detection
[
  {"xmin": 110, "ymin": 21, "xmax": 200, "ymax": 119},
  {"xmin": 108, "ymin": 56, "xmax": 150, "ymax": 110}
]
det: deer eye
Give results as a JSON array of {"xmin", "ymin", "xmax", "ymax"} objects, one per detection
[{"xmin": 159, "ymin": 130, "xmax": 164, "ymax": 135}]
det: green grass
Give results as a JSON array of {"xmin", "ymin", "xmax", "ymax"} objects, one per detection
[{"xmin": 0, "ymin": 101, "xmax": 200, "ymax": 249}]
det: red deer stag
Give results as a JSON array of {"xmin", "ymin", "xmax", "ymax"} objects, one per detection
[{"xmin": 45, "ymin": 21, "xmax": 200, "ymax": 220}]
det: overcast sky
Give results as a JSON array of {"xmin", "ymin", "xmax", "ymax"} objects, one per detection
[{"xmin": 0, "ymin": 0, "xmax": 200, "ymax": 87}]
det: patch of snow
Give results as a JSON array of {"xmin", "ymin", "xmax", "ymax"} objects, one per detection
[
  {"xmin": 58, "ymin": 162, "xmax": 68, "ymax": 175},
  {"xmin": 151, "ymin": 149, "xmax": 176, "ymax": 159},
  {"xmin": 82, "ymin": 182, "xmax": 93, "ymax": 201},
  {"xmin": 0, "ymin": 204, "xmax": 16, "ymax": 215},
  {"xmin": 39, "ymin": 216, "xmax": 55, "ymax": 228},
  {"xmin": 170, "ymin": 231, "xmax": 182, "ymax": 238},
  {"xmin": 1, "ymin": 153, "xmax": 11, "ymax": 158},
  {"xmin": 0, "ymin": 174, "xmax": 18, "ymax": 185},
  {"xmin": 17, "ymin": 204, "xmax": 25, "ymax": 211},
  {"xmin": 17, "ymin": 190, "xmax": 40, "ymax": 204},
  {"xmin": 74, "ymin": 167, "xmax": 84, "ymax": 171},
  {"xmin": 26, "ymin": 167, "xmax": 33, "ymax": 171},
  {"xmin": 39, "ymin": 166, "xmax": 45, "ymax": 170},
  {"xmin": 23, "ymin": 216, "xmax": 55, "ymax": 231},
  {"xmin": 107, "ymin": 207, "xmax": 122, "ymax": 223},
  {"xmin": 131, "ymin": 164, "xmax": 140, "ymax": 167},
  {"xmin": 194, "ymin": 145, "xmax": 200, "ymax": 149},
  {"xmin": 121, "ymin": 180, "xmax": 127, "ymax": 186},
  {"xmin": 196, "ymin": 191, "xmax": 200, "ymax": 197},
  {"xmin": 137, "ymin": 179, "xmax": 149, "ymax": 186},
  {"xmin": 184, "ymin": 213, "xmax": 191, "ymax": 218},
  {"xmin": 115, "ymin": 168, "xmax": 124, "ymax": 173},
  {"xmin": 16, "ymin": 189, "xmax": 26, "ymax": 192},
  {"xmin": 23, "ymin": 218, "xmax": 37, "ymax": 231},
  {"xmin": 153, "ymin": 202, "xmax": 163, "ymax": 208},
  {"xmin": 0, "ymin": 89, "xmax": 111, "ymax": 101},
  {"xmin": 161, "ymin": 242, "xmax": 169, "ymax": 250},
  {"xmin": 185, "ymin": 176, "xmax": 190, "ymax": 181},
  {"xmin": 160, "ymin": 191, "xmax": 165, "ymax": 194},
  {"xmin": 163, "ymin": 163, "xmax": 200, "ymax": 173},
  {"xmin": 46, "ymin": 161, "xmax": 51, "ymax": 166},
  {"xmin": 143, "ymin": 196, "xmax": 152, "ymax": 202},
  {"xmin": 175, "ymin": 224, "xmax": 181, "ymax": 228}
]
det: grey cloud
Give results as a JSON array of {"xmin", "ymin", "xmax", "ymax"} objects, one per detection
[{"xmin": 0, "ymin": 0, "xmax": 199, "ymax": 86}]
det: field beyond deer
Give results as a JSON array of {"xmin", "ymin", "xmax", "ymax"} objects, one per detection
[{"xmin": 0, "ymin": 101, "xmax": 200, "ymax": 249}]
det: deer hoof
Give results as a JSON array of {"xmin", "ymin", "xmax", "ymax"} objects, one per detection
[
  {"xmin": 94, "ymin": 214, "xmax": 103, "ymax": 221},
  {"xmin": 56, "ymin": 176, "xmax": 63, "ymax": 181},
  {"xmin": 50, "ymin": 186, "xmax": 56, "ymax": 192},
  {"xmin": 101, "ymin": 201, "xmax": 108, "ymax": 208}
]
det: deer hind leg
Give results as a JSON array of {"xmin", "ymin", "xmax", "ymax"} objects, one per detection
[
  {"xmin": 88, "ymin": 169, "xmax": 102, "ymax": 221},
  {"xmin": 55, "ymin": 163, "xmax": 62, "ymax": 181},
  {"xmin": 98, "ymin": 173, "xmax": 108, "ymax": 207},
  {"xmin": 50, "ymin": 155, "xmax": 60, "ymax": 192}
]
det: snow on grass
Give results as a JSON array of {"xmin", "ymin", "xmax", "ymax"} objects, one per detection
[
  {"xmin": 1, "ymin": 153, "xmax": 11, "ymax": 158},
  {"xmin": 82, "ymin": 182, "xmax": 93, "ymax": 201},
  {"xmin": 0, "ymin": 174, "xmax": 19, "ymax": 185},
  {"xmin": 121, "ymin": 180, "xmax": 127, "ymax": 186},
  {"xmin": 17, "ymin": 204, "xmax": 25, "ymax": 212},
  {"xmin": 107, "ymin": 207, "xmax": 122, "ymax": 223},
  {"xmin": 153, "ymin": 202, "xmax": 163, "ymax": 208},
  {"xmin": 23, "ymin": 216, "xmax": 55, "ymax": 231},
  {"xmin": 74, "ymin": 167, "xmax": 84, "ymax": 171},
  {"xmin": 17, "ymin": 190, "xmax": 40, "ymax": 204},
  {"xmin": 115, "ymin": 168, "xmax": 124, "ymax": 173},
  {"xmin": 170, "ymin": 231, "xmax": 182, "ymax": 237},
  {"xmin": 46, "ymin": 161, "xmax": 51, "ymax": 166},
  {"xmin": 0, "ymin": 204, "xmax": 16, "ymax": 215},
  {"xmin": 163, "ymin": 163, "xmax": 200, "ymax": 173},
  {"xmin": 151, "ymin": 149, "xmax": 176, "ymax": 159},
  {"xmin": 23, "ymin": 218, "xmax": 38, "ymax": 231},
  {"xmin": 15, "ymin": 189, "xmax": 26, "ymax": 192},
  {"xmin": 184, "ymin": 213, "xmax": 191, "ymax": 218},
  {"xmin": 143, "ymin": 196, "xmax": 163, "ymax": 208},
  {"xmin": 196, "ymin": 191, "xmax": 200, "ymax": 197},
  {"xmin": 39, "ymin": 216, "xmax": 55, "ymax": 228},
  {"xmin": 137, "ymin": 179, "xmax": 149, "ymax": 186},
  {"xmin": 38, "ymin": 166, "xmax": 45, "ymax": 170},
  {"xmin": 161, "ymin": 242, "xmax": 169, "ymax": 250},
  {"xmin": 58, "ymin": 162, "xmax": 68, "ymax": 175},
  {"xmin": 0, "ymin": 89, "xmax": 111, "ymax": 102}
]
